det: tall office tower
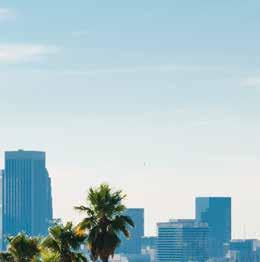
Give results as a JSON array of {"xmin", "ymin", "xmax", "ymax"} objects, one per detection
[
  {"xmin": 156, "ymin": 219, "xmax": 209, "ymax": 262},
  {"xmin": 3, "ymin": 150, "xmax": 53, "ymax": 243},
  {"xmin": 117, "ymin": 208, "xmax": 144, "ymax": 255},
  {"xmin": 196, "ymin": 197, "xmax": 231, "ymax": 259}
]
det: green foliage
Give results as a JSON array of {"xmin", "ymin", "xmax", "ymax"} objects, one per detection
[
  {"xmin": 0, "ymin": 184, "xmax": 132, "ymax": 262},
  {"xmin": 75, "ymin": 184, "xmax": 134, "ymax": 262},
  {"xmin": 41, "ymin": 222, "xmax": 87, "ymax": 262},
  {"xmin": 40, "ymin": 249, "xmax": 60, "ymax": 262},
  {"xmin": 2, "ymin": 233, "xmax": 41, "ymax": 262},
  {"xmin": 0, "ymin": 252, "xmax": 15, "ymax": 262}
]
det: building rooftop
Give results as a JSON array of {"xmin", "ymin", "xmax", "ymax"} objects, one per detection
[
  {"xmin": 157, "ymin": 219, "xmax": 208, "ymax": 228},
  {"xmin": 5, "ymin": 150, "xmax": 46, "ymax": 160}
]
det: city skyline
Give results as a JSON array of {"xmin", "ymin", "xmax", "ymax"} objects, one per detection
[
  {"xmin": 1, "ymin": 0, "xmax": 260, "ymax": 238},
  {"xmin": 0, "ymin": 150, "xmax": 255, "ymax": 260},
  {"xmin": 0, "ymin": 150, "xmax": 253, "ymax": 260},
  {"xmin": 0, "ymin": 149, "xmax": 258, "ymax": 238}
]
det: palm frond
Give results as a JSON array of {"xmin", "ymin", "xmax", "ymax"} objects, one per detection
[{"xmin": 76, "ymin": 184, "xmax": 134, "ymax": 261}]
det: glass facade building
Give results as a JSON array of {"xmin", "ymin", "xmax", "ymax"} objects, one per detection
[
  {"xmin": 117, "ymin": 208, "xmax": 144, "ymax": 255},
  {"xmin": 156, "ymin": 219, "xmax": 209, "ymax": 262},
  {"xmin": 196, "ymin": 197, "xmax": 231, "ymax": 259},
  {"xmin": 3, "ymin": 150, "xmax": 53, "ymax": 247},
  {"xmin": 228, "ymin": 239, "xmax": 260, "ymax": 262}
]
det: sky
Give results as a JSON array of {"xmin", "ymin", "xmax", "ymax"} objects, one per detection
[{"xmin": 1, "ymin": 0, "xmax": 260, "ymax": 237}]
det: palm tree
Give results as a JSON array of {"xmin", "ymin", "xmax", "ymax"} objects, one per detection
[
  {"xmin": 3, "ymin": 233, "xmax": 40, "ymax": 262},
  {"xmin": 41, "ymin": 222, "xmax": 87, "ymax": 262},
  {"xmin": 0, "ymin": 252, "xmax": 14, "ymax": 262},
  {"xmin": 75, "ymin": 183, "xmax": 135, "ymax": 262}
]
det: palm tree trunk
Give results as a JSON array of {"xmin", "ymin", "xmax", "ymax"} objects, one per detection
[{"xmin": 60, "ymin": 254, "xmax": 71, "ymax": 262}]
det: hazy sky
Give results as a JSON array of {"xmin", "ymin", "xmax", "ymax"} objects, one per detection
[{"xmin": 1, "ymin": 0, "xmax": 260, "ymax": 237}]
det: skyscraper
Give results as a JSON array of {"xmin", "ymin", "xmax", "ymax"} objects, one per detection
[
  {"xmin": 117, "ymin": 208, "xmax": 144, "ymax": 255},
  {"xmin": 3, "ymin": 150, "xmax": 53, "ymax": 245},
  {"xmin": 196, "ymin": 197, "xmax": 231, "ymax": 259},
  {"xmin": 156, "ymin": 219, "xmax": 209, "ymax": 262}
]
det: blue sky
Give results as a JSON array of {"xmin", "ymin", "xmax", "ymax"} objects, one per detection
[{"xmin": 1, "ymin": 0, "xmax": 260, "ymax": 237}]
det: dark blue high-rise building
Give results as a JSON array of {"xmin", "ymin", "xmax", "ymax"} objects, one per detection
[
  {"xmin": 3, "ymin": 150, "xmax": 53, "ymax": 246},
  {"xmin": 196, "ymin": 197, "xmax": 231, "ymax": 259},
  {"xmin": 117, "ymin": 208, "xmax": 144, "ymax": 255}
]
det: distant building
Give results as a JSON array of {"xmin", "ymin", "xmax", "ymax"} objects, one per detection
[
  {"xmin": 110, "ymin": 254, "xmax": 128, "ymax": 262},
  {"xmin": 110, "ymin": 254, "xmax": 150, "ymax": 262},
  {"xmin": 125, "ymin": 254, "xmax": 150, "ymax": 262},
  {"xmin": 196, "ymin": 197, "xmax": 231, "ymax": 259},
  {"xmin": 141, "ymin": 236, "xmax": 157, "ymax": 262},
  {"xmin": 3, "ymin": 150, "xmax": 53, "ymax": 247},
  {"xmin": 156, "ymin": 219, "xmax": 209, "ymax": 262},
  {"xmin": 50, "ymin": 218, "xmax": 62, "ymax": 226},
  {"xmin": 227, "ymin": 239, "xmax": 260, "ymax": 262},
  {"xmin": 117, "ymin": 208, "xmax": 144, "ymax": 255},
  {"xmin": 141, "ymin": 236, "xmax": 157, "ymax": 250}
]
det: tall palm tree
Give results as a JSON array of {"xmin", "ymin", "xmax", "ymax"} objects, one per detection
[
  {"xmin": 3, "ymin": 233, "xmax": 40, "ymax": 262},
  {"xmin": 75, "ymin": 184, "xmax": 135, "ymax": 262},
  {"xmin": 41, "ymin": 222, "xmax": 87, "ymax": 262}
]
